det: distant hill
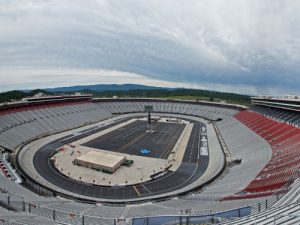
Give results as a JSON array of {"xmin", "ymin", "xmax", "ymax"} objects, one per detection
[
  {"xmin": 0, "ymin": 84, "xmax": 251, "ymax": 106},
  {"xmin": 89, "ymin": 88, "xmax": 251, "ymax": 105},
  {"xmin": 46, "ymin": 84, "xmax": 171, "ymax": 92}
]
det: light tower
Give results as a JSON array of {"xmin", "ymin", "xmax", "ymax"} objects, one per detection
[{"xmin": 144, "ymin": 105, "xmax": 153, "ymax": 124}]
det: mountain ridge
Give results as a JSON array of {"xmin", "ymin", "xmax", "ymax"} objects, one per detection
[{"xmin": 45, "ymin": 84, "xmax": 173, "ymax": 92}]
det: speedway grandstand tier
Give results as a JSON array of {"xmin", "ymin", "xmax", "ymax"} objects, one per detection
[{"xmin": 0, "ymin": 94, "xmax": 300, "ymax": 224}]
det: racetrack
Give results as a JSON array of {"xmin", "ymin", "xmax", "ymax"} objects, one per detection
[{"xmin": 20, "ymin": 116, "xmax": 210, "ymax": 202}]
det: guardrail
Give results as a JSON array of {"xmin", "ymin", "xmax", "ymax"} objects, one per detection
[{"xmin": 0, "ymin": 153, "xmax": 22, "ymax": 184}]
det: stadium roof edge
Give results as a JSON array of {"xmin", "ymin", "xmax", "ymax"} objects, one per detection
[
  {"xmin": 92, "ymin": 97, "xmax": 248, "ymax": 110},
  {"xmin": 251, "ymin": 96, "xmax": 300, "ymax": 112}
]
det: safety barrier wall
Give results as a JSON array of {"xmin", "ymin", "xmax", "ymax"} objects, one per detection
[{"xmin": 132, "ymin": 207, "xmax": 251, "ymax": 225}]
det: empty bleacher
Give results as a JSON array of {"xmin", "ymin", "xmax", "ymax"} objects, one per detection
[
  {"xmin": 1, "ymin": 99, "xmax": 300, "ymax": 224},
  {"xmin": 0, "ymin": 100, "xmax": 238, "ymax": 152},
  {"xmin": 97, "ymin": 101, "xmax": 238, "ymax": 121},
  {"xmin": 200, "ymin": 116, "xmax": 272, "ymax": 197},
  {"xmin": 252, "ymin": 105, "xmax": 300, "ymax": 127},
  {"xmin": 223, "ymin": 110, "xmax": 300, "ymax": 200},
  {"xmin": 0, "ymin": 103, "xmax": 112, "ymax": 151},
  {"xmin": 0, "ymin": 204, "xmax": 57, "ymax": 225}
]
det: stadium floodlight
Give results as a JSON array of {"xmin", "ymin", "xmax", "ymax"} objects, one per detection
[{"xmin": 144, "ymin": 105, "xmax": 153, "ymax": 124}]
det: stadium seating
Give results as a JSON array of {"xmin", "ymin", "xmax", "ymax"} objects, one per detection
[
  {"xmin": 199, "ymin": 116, "xmax": 271, "ymax": 198},
  {"xmin": 0, "ymin": 100, "xmax": 237, "ymax": 152},
  {"xmin": 223, "ymin": 110, "xmax": 300, "ymax": 200},
  {"xmin": 1, "ymin": 99, "xmax": 300, "ymax": 224},
  {"xmin": 0, "ymin": 204, "xmax": 57, "ymax": 225},
  {"xmin": 97, "ymin": 101, "xmax": 237, "ymax": 121},
  {"xmin": 219, "ymin": 201, "xmax": 300, "ymax": 225},
  {"xmin": 252, "ymin": 105, "xmax": 300, "ymax": 127},
  {"xmin": 0, "ymin": 103, "xmax": 112, "ymax": 151}
]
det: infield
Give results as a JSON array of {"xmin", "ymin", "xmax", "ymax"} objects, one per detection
[{"xmin": 82, "ymin": 120, "xmax": 186, "ymax": 159}]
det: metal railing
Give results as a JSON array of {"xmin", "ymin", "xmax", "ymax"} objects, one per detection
[
  {"xmin": 0, "ymin": 191, "xmax": 121, "ymax": 225},
  {"xmin": 132, "ymin": 207, "xmax": 251, "ymax": 225}
]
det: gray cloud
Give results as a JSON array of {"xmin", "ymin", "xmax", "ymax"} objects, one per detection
[{"xmin": 0, "ymin": 0, "xmax": 300, "ymax": 95}]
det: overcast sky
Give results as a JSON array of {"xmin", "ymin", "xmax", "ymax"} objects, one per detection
[{"xmin": 0, "ymin": 0, "xmax": 300, "ymax": 95}]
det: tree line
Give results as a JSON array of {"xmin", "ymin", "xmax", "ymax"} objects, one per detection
[{"xmin": 0, "ymin": 88, "xmax": 251, "ymax": 106}]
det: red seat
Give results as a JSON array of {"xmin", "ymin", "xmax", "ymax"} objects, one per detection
[{"xmin": 223, "ymin": 111, "xmax": 300, "ymax": 201}]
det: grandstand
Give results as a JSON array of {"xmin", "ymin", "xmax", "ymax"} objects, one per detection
[{"xmin": 0, "ymin": 94, "xmax": 300, "ymax": 224}]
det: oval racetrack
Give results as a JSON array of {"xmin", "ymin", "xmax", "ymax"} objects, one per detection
[{"xmin": 30, "ymin": 116, "xmax": 210, "ymax": 202}]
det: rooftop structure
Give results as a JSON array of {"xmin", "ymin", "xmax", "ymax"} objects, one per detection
[
  {"xmin": 74, "ymin": 150, "xmax": 126, "ymax": 174},
  {"xmin": 24, "ymin": 93, "xmax": 92, "ymax": 102},
  {"xmin": 251, "ymin": 96, "xmax": 300, "ymax": 112},
  {"xmin": 0, "ymin": 93, "xmax": 93, "ymax": 115},
  {"xmin": 253, "ymin": 95, "xmax": 300, "ymax": 100}
]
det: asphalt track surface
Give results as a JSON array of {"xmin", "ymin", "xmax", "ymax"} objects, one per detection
[
  {"xmin": 29, "ymin": 117, "xmax": 209, "ymax": 201},
  {"xmin": 83, "ymin": 120, "xmax": 186, "ymax": 159}
]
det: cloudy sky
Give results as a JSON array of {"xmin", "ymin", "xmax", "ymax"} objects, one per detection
[{"xmin": 0, "ymin": 0, "xmax": 300, "ymax": 95}]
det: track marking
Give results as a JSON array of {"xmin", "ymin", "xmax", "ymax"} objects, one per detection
[
  {"xmin": 141, "ymin": 184, "xmax": 151, "ymax": 194},
  {"xmin": 159, "ymin": 123, "xmax": 185, "ymax": 159},
  {"xmin": 197, "ymin": 124, "xmax": 201, "ymax": 160},
  {"xmin": 133, "ymin": 186, "xmax": 141, "ymax": 196},
  {"xmin": 116, "ymin": 122, "xmax": 160, "ymax": 153}
]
